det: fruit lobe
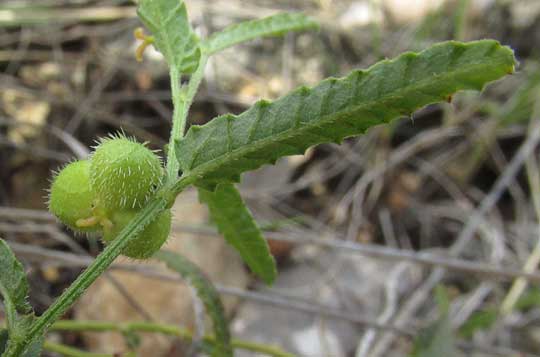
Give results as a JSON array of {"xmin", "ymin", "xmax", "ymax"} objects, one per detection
[
  {"xmin": 90, "ymin": 135, "xmax": 163, "ymax": 210},
  {"xmin": 48, "ymin": 160, "xmax": 99, "ymax": 233},
  {"xmin": 103, "ymin": 209, "xmax": 172, "ymax": 259}
]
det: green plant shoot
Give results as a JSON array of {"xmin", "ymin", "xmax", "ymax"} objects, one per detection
[{"xmin": 0, "ymin": 0, "xmax": 516, "ymax": 355}]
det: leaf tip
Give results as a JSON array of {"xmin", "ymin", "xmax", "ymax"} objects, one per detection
[{"xmin": 261, "ymin": 264, "xmax": 278, "ymax": 285}]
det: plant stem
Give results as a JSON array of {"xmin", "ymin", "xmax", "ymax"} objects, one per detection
[
  {"xmin": 51, "ymin": 320, "xmax": 295, "ymax": 357},
  {"xmin": 232, "ymin": 340, "xmax": 295, "ymax": 357},
  {"xmin": 43, "ymin": 341, "xmax": 113, "ymax": 357},
  {"xmin": 166, "ymin": 55, "xmax": 209, "ymax": 181},
  {"xmin": 4, "ymin": 197, "xmax": 168, "ymax": 357},
  {"xmin": 165, "ymin": 66, "xmax": 184, "ymax": 180}
]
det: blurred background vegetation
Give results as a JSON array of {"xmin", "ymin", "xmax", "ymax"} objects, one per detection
[{"xmin": 0, "ymin": 0, "xmax": 540, "ymax": 356}]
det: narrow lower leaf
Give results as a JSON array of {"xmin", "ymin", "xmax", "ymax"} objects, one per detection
[
  {"xmin": 204, "ymin": 13, "xmax": 318, "ymax": 55},
  {"xmin": 175, "ymin": 40, "xmax": 515, "ymax": 187},
  {"xmin": 154, "ymin": 250, "xmax": 232, "ymax": 357},
  {"xmin": 137, "ymin": 0, "xmax": 200, "ymax": 73},
  {"xmin": 198, "ymin": 184, "xmax": 277, "ymax": 284},
  {"xmin": 0, "ymin": 239, "xmax": 32, "ymax": 328}
]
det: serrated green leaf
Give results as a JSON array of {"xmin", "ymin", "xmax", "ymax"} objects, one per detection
[
  {"xmin": 0, "ymin": 240, "xmax": 41, "ymax": 356},
  {"xmin": 137, "ymin": 0, "xmax": 200, "ymax": 73},
  {"xmin": 175, "ymin": 40, "xmax": 515, "ymax": 187},
  {"xmin": 0, "ymin": 239, "xmax": 32, "ymax": 329},
  {"xmin": 204, "ymin": 12, "xmax": 318, "ymax": 55},
  {"xmin": 154, "ymin": 250, "xmax": 232, "ymax": 357},
  {"xmin": 198, "ymin": 184, "xmax": 277, "ymax": 284}
]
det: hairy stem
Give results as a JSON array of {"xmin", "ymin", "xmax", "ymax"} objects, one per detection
[
  {"xmin": 51, "ymin": 320, "xmax": 295, "ymax": 357},
  {"xmin": 166, "ymin": 55, "xmax": 209, "ymax": 181},
  {"xmin": 5, "ymin": 197, "xmax": 168, "ymax": 356},
  {"xmin": 165, "ymin": 66, "xmax": 184, "ymax": 179}
]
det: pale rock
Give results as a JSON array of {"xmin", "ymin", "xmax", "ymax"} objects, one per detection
[
  {"xmin": 19, "ymin": 62, "xmax": 62, "ymax": 86},
  {"xmin": 292, "ymin": 326, "xmax": 344, "ymax": 356},
  {"xmin": 75, "ymin": 190, "xmax": 249, "ymax": 356},
  {"xmin": 232, "ymin": 248, "xmax": 419, "ymax": 356}
]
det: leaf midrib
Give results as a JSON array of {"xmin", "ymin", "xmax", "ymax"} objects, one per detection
[{"xmin": 179, "ymin": 56, "xmax": 509, "ymax": 182}]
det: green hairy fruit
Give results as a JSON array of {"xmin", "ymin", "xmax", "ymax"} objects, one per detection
[
  {"xmin": 103, "ymin": 209, "xmax": 172, "ymax": 259},
  {"xmin": 48, "ymin": 134, "xmax": 169, "ymax": 257},
  {"xmin": 48, "ymin": 160, "xmax": 99, "ymax": 233},
  {"xmin": 91, "ymin": 134, "xmax": 163, "ymax": 209}
]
